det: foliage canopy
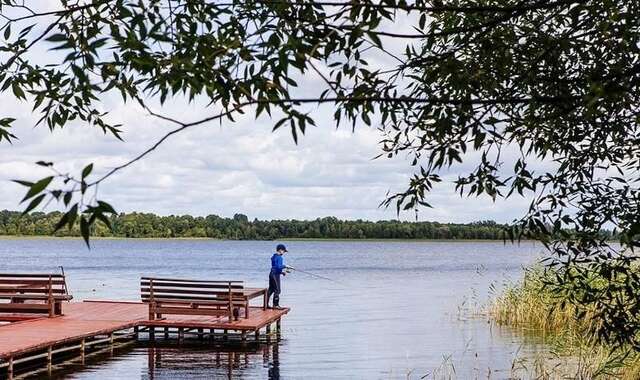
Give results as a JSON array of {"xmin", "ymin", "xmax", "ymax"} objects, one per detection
[{"xmin": 0, "ymin": 210, "xmax": 507, "ymax": 240}]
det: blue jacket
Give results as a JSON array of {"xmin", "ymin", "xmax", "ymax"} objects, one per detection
[{"xmin": 271, "ymin": 254, "xmax": 286, "ymax": 275}]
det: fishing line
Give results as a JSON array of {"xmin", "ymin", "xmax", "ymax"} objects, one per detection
[{"xmin": 286, "ymin": 266, "xmax": 348, "ymax": 287}]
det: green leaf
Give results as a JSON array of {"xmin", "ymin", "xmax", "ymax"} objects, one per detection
[
  {"xmin": 367, "ymin": 32, "xmax": 382, "ymax": 48},
  {"xmin": 54, "ymin": 204, "xmax": 78, "ymax": 232},
  {"xmin": 80, "ymin": 216, "xmax": 90, "ymax": 248},
  {"xmin": 18, "ymin": 23, "xmax": 36, "ymax": 38},
  {"xmin": 0, "ymin": 117, "xmax": 16, "ymax": 126},
  {"xmin": 66, "ymin": 205, "xmax": 78, "ymax": 229},
  {"xmin": 97, "ymin": 200, "xmax": 116, "ymax": 214},
  {"xmin": 45, "ymin": 33, "xmax": 67, "ymax": 42},
  {"xmin": 94, "ymin": 211, "xmax": 113, "ymax": 230},
  {"xmin": 11, "ymin": 82, "xmax": 25, "ymax": 100},
  {"xmin": 82, "ymin": 163, "xmax": 93, "ymax": 179},
  {"xmin": 12, "ymin": 179, "xmax": 33, "ymax": 187},
  {"xmin": 63, "ymin": 191, "xmax": 73, "ymax": 206},
  {"xmin": 21, "ymin": 176, "xmax": 53, "ymax": 202},
  {"xmin": 22, "ymin": 193, "xmax": 46, "ymax": 214}
]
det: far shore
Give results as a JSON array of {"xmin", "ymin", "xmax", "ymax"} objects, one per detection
[{"xmin": 0, "ymin": 235, "xmax": 540, "ymax": 243}]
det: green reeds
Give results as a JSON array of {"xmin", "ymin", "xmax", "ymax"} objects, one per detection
[{"xmin": 490, "ymin": 266, "xmax": 640, "ymax": 379}]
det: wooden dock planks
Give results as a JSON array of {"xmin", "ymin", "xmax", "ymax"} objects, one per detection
[
  {"xmin": 0, "ymin": 301, "xmax": 289, "ymax": 360},
  {"xmin": 147, "ymin": 306, "xmax": 286, "ymax": 330}
]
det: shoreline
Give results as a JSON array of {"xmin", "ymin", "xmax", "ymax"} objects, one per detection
[{"xmin": 0, "ymin": 235, "xmax": 540, "ymax": 243}]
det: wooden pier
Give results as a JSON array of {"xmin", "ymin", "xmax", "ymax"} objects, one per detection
[{"xmin": 0, "ymin": 300, "xmax": 288, "ymax": 379}]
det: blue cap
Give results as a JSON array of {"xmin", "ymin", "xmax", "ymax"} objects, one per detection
[{"xmin": 276, "ymin": 244, "xmax": 287, "ymax": 252}]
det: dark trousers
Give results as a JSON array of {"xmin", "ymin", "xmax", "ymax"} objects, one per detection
[{"xmin": 267, "ymin": 271, "xmax": 281, "ymax": 306}]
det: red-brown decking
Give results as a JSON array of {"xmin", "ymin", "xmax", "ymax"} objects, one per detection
[{"xmin": 0, "ymin": 300, "xmax": 289, "ymax": 361}]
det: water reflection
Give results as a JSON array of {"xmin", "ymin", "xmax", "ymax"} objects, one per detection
[
  {"xmin": 268, "ymin": 342, "xmax": 280, "ymax": 379},
  {"xmin": 33, "ymin": 342, "xmax": 281, "ymax": 379},
  {"xmin": 143, "ymin": 343, "xmax": 280, "ymax": 380}
]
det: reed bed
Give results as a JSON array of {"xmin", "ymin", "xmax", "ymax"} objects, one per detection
[{"xmin": 489, "ymin": 267, "xmax": 640, "ymax": 379}]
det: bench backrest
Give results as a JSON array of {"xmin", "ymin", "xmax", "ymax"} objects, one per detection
[
  {"xmin": 140, "ymin": 277, "xmax": 245, "ymax": 303},
  {"xmin": 0, "ymin": 273, "xmax": 69, "ymax": 299}
]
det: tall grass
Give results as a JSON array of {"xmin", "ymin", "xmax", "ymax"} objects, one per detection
[{"xmin": 490, "ymin": 267, "xmax": 640, "ymax": 379}]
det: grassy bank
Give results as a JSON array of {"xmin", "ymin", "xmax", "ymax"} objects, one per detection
[{"xmin": 489, "ymin": 267, "xmax": 640, "ymax": 379}]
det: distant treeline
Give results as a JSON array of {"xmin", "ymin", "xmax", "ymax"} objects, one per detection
[{"xmin": 0, "ymin": 210, "xmax": 508, "ymax": 240}]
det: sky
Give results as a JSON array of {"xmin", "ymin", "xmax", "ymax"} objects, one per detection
[
  {"xmin": 0, "ymin": 92, "xmax": 533, "ymax": 223},
  {"xmin": 0, "ymin": 3, "xmax": 534, "ymax": 223}
]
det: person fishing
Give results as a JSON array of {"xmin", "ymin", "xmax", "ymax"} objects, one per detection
[{"xmin": 267, "ymin": 243, "xmax": 290, "ymax": 309}]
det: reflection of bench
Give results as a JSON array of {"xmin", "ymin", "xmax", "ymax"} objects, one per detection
[
  {"xmin": 141, "ymin": 277, "xmax": 267, "ymax": 322},
  {"xmin": 0, "ymin": 273, "xmax": 72, "ymax": 317}
]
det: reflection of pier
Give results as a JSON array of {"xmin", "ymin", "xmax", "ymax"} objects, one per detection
[
  {"xmin": 146, "ymin": 343, "xmax": 281, "ymax": 379},
  {"xmin": 0, "ymin": 300, "xmax": 288, "ymax": 379}
]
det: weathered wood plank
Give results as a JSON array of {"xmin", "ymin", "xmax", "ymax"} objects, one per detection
[
  {"xmin": 141, "ymin": 287, "xmax": 246, "ymax": 296},
  {"xmin": 0, "ymin": 274, "xmax": 65, "ymax": 278},
  {"xmin": 141, "ymin": 281, "xmax": 244, "ymax": 289},
  {"xmin": 0, "ymin": 294, "xmax": 72, "ymax": 300},
  {"xmin": 0, "ymin": 279, "xmax": 66, "ymax": 285}
]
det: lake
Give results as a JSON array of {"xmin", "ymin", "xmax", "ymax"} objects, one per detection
[{"xmin": 0, "ymin": 239, "xmax": 545, "ymax": 379}]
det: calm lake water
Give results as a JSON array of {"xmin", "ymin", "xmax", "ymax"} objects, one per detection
[{"xmin": 0, "ymin": 239, "xmax": 546, "ymax": 379}]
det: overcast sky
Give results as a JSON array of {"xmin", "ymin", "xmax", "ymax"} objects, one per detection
[
  {"xmin": 0, "ymin": 90, "xmax": 534, "ymax": 223},
  {"xmin": 0, "ymin": 3, "xmax": 534, "ymax": 223}
]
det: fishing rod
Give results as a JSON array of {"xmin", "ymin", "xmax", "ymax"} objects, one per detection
[{"xmin": 286, "ymin": 266, "xmax": 346, "ymax": 286}]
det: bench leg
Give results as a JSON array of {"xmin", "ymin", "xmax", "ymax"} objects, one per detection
[
  {"xmin": 47, "ymin": 346, "xmax": 53, "ymax": 374},
  {"xmin": 245, "ymin": 303, "xmax": 249, "ymax": 318},
  {"xmin": 54, "ymin": 302, "xmax": 62, "ymax": 316},
  {"xmin": 149, "ymin": 303, "xmax": 155, "ymax": 320},
  {"xmin": 7, "ymin": 356, "xmax": 13, "ymax": 380}
]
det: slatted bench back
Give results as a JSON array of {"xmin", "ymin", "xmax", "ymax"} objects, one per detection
[
  {"xmin": 141, "ymin": 277, "xmax": 245, "ymax": 303},
  {"xmin": 0, "ymin": 273, "xmax": 72, "ymax": 317},
  {"xmin": 141, "ymin": 277, "xmax": 245, "ymax": 321},
  {"xmin": 0, "ymin": 273, "xmax": 68, "ymax": 296}
]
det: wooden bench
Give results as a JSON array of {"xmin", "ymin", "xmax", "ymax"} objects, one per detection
[
  {"xmin": 0, "ymin": 273, "xmax": 72, "ymax": 318},
  {"xmin": 141, "ymin": 277, "xmax": 267, "ymax": 322}
]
